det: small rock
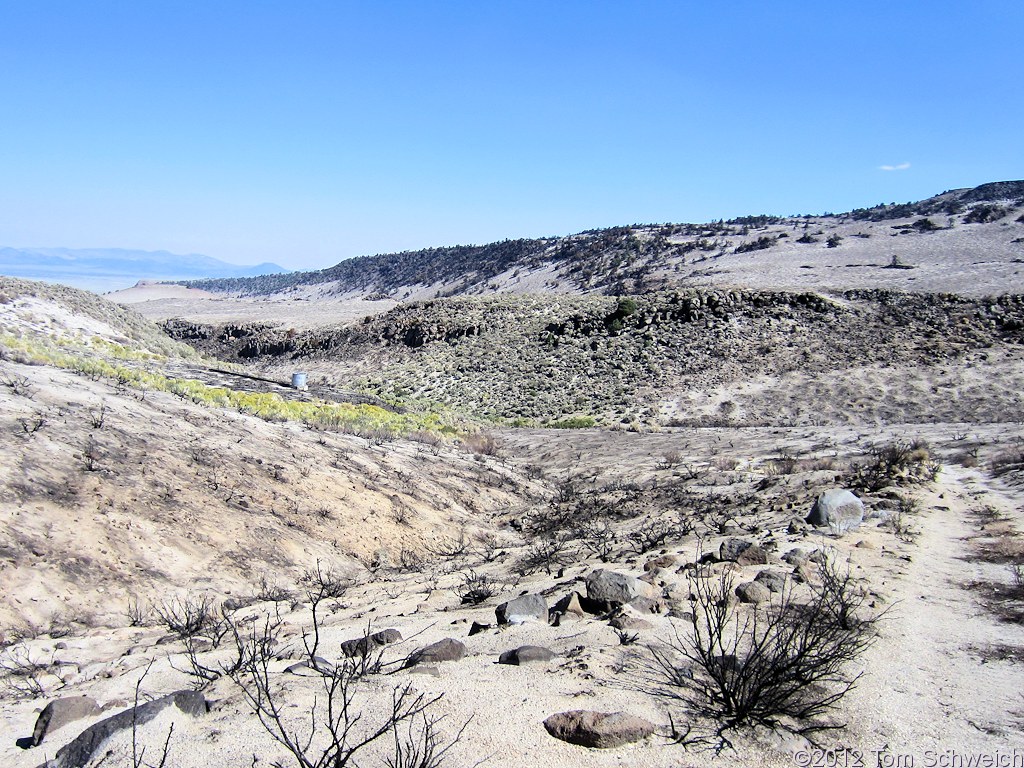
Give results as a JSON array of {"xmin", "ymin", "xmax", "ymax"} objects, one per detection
[
  {"xmin": 782, "ymin": 547, "xmax": 811, "ymax": 565},
  {"xmin": 405, "ymin": 638, "xmax": 467, "ymax": 667},
  {"xmin": 468, "ymin": 621, "xmax": 491, "ymax": 636},
  {"xmin": 341, "ymin": 628, "xmax": 402, "ymax": 658},
  {"xmin": 543, "ymin": 710, "xmax": 657, "ymax": 748},
  {"xmin": 495, "ymin": 594, "xmax": 547, "ymax": 625},
  {"xmin": 498, "ymin": 645, "xmax": 556, "ymax": 665},
  {"xmin": 643, "ymin": 554, "xmax": 677, "ymax": 572},
  {"xmin": 787, "ymin": 518, "xmax": 809, "ymax": 535},
  {"xmin": 735, "ymin": 581, "xmax": 771, "ymax": 604}
]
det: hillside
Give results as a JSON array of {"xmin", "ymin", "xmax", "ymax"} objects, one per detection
[
  {"xmin": 165, "ymin": 288, "xmax": 1024, "ymax": 428},
  {"xmin": 0, "ymin": 278, "xmax": 536, "ymax": 633},
  {"xmin": 2, "ymin": 286, "xmax": 1024, "ymax": 765},
  {"xmin": 178, "ymin": 180, "xmax": 1024, "ymax": 300},
  {"xmin": 3, "ymin": 286, "xmax": 1024, "ymax": 767}
]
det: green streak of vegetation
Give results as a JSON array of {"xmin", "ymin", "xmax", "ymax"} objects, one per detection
[
  {"xmin": 548, "ymin": 415, "xmax": 596, "ymax": 429},
  {"xmin": 0, "ymin": 333, "xmax": 459, "ymax": 439}
]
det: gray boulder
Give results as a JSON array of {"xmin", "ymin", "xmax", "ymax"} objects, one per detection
[
  {"xmin": 498, "ymin": 645, "xmax": 556, "ymax": 665},
  {"xmin": 31, "ymin": 696, "xmax": 102, "ymax": 747},
  {"xmin": 495, "ymin": 594, "xmax": 547, "ymax": 625},
  {"xmin": 341, "ymin": 628, "xmax": 402, "ymax": 658},
  {"xmin": 42, "ymin": 692, "xmax": 206, "ymax": 768},
  {"xmin": 543, "ymin": 710, "xmax": 657, "ymax": 748},
  {"xmin": 735, "ymin": 581, "xmax": 771, "ymax": 604},
  {"xmin": 585, "ymin": 570, "xmax": 659, "ymax": 610},
  {"xmin": 719, "ymin": 538, "xmax": 767, "ymax": 565},
  {"xmin": 754, "ymin": 570, "xmax": 787, "ymax": 593},
  {"xmin": 405, "ymin": 638, "xmax": 466, "ymax": 667},
  {"xmin": 807, "ymin": 489, "xmax": 864, "ymax": 533}
]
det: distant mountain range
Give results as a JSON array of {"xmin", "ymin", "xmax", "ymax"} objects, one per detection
[{"xmin": 0, "ymin": 247, "xmax": 287, "ymax": 293}]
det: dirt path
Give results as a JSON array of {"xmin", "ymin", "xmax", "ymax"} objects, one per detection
[{"xmin": 847, "ymin": 464, "xmax": 1024, "ymax": 760}]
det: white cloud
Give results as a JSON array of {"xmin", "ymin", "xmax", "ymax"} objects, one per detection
[{"xmin": 879, "ymin": 162, "xmax": 911, "ymax": 171}]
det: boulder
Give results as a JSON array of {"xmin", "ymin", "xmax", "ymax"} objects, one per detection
[
  {"xmin": 807, "ymin": 489, "xmax": 864, "ymax": 533},
  {"xmin": 405, "ymin": 638, "xmax": 466, "ymax": 667},
  {"xmin": 782, "ymin": 547, "xmax": 811, "ymax": 566},
  {"xmin": 31, "ymin": 696, "xmax": 102, "ymax": 747},
  {"xmin": 340, "ymin": 628, "xmax": 402, "ymax": 658},
  {"xmin": 498, "ymin": 645, "xmax": 556, "ymax": 665},
  {"xmin": 543, "ymin": 710, "xmax": 657, "ymax": 748},
  {"xmin": 753, "ymin": 570, "xmax": 787, "ymax": 593},
  {"xmin": 495, "ymin": 594, "xmax": 547, "ymax": 625},
  {"xmin": 43, "ymin": 691, "xmax": 207, "ymax": 768},
  {"xmin": 735, "ymin": 581, "xmax": 771, "ymax": 604},
  {"xmin": 719, "ymin": 538, "xmax": 767, "ymax": 565},
  {"xmin": 585, "ymin": 570, "xmax": 659, "ymax": 610}
]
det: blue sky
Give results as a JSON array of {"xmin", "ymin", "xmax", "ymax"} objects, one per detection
[{"xmin": 1, "ymin": 1, "xmax": 1021, "ymax": 270}]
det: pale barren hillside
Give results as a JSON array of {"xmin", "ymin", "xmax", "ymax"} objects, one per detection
[
  {"xmin": 0, "ymin": 279, "xmax": 541, "ymax": 632},
  {"xmin": 168, "ymin": 181, "xmax": 1024, "ymax": 303}
]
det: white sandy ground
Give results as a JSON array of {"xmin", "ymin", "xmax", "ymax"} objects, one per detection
[
  {"xmin": 3, "ymin": 432, "xmax": 1024, "ymax": 768},
  {"xmin": 104, "ymin": 283, "xmax": 220, "ymax": 303},
  {"xmin": 108, "ymin": 281, "xmax": 398, "ymax": 331}
]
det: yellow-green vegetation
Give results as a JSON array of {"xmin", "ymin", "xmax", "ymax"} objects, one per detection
[{"xmin": 1, "ymin": 332, "xmax": 460, "ymax": 439}]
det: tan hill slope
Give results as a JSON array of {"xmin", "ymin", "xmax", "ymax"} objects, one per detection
[
  {"xmin": 173, "ymin": 180, "xmax": 1024, "ymax": 301},
  {"xmin": 0, "ymin": 280, "xmax": 540, "ymax": 632}
]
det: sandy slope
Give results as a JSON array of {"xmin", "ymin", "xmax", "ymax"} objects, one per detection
[{"xmin": 4, "ymin": 426, "xmax": 1024, "ymax": 767}]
